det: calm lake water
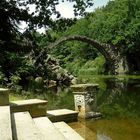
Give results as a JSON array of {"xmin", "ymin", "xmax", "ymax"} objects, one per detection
[{"xmin": 10, "ymin": 75, "xmax": 140, "ymax": 140}]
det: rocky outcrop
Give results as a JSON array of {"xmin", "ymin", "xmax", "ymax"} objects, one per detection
[
  {"xmin": 25, "ymin": 53, "xmax": 77, "ymax": 89},
  {"xmin": 45, "ymin": 55, "xmax": 77, "ymax": 85}
]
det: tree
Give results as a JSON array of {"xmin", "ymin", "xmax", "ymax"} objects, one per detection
[
  {"xmin": 0, "ymin": 0, "xmax": 93, "ymax": 30},
  {"xmin": 88, "ymin": 0, "xmax": 140, "ymax": 72},
  {"xmin": 0, "ymin": 0, "xmax": 94, "ymax": 85},
  {"xmin": 50, "ymin": 0, "xmax": 140, "ymax": 74}
]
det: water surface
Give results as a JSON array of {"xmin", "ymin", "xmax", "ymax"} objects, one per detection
[{"xmin": 68, "ymin": 75, "xmax": 140, "ymax": 140}]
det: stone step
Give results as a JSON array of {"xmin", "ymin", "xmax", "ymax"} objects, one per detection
[
  {"xmin": 11, "ymin": 112, "xmax": 43, "ymax": 140},
  {"xmin": 33, "ymin": 117, "xmax": 66, "ymax": 140},
  {"xmin": 0, "ymin": 106, "xmax": 12, "ymax": 140},
  {"xmin": 47, "ymin": 109, "xmax": 78, "ymax": 123},
  {"xmin": 10, "ymin": 99, "xmax": 48, "ymax": 117},
  {"xmin": 54, "ymin": 121, "xmax": 84, "ymax": 140}
]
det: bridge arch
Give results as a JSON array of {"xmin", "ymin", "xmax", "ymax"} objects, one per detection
[{"xmin": 38, "ymin": 35, "xmax": 122, "ymax": 74}]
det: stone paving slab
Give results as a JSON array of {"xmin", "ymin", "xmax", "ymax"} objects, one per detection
[
  {"xmin": 0, "ymin": 106, "xmax": 13, "ymax": 140},
  {"xmin": 11, "ymin": 112, "xmax": 43, "ymax": 140},
  {"xmin": 33, "ymin": 117, "xmax": 66, "ymax": 140}
]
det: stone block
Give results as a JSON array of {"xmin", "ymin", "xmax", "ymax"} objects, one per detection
[
  {"xmin": 0, "ymin": 88, "xmax": 10, "ymax": 106},
  {"xmin": 47, "ymin": 109, "xmax": 78, "ymax": 123},
  {"xmin": 10, "ymin": 99, "xmax": 48, "ymax": 117},
  {"xmin": 33, "ymin": 117, "xmax": 66, "ymax": 140},
  {"xmin": 12, "ymin": 112, "xmax": 43, "ymax": 140},
  {"xmin": 71, "ymin": 84, "xmax": 99, "ymax": 119}
]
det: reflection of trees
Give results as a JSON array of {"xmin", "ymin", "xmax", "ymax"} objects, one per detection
[
  {"xmin": 97, "ymin": 78, "xmax": 125, "ymax": 108},
  {"xmin": 97, "ymin": 78, "xmax": 140, "ymax": 118}
]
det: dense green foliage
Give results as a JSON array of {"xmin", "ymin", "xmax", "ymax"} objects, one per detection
[
  {"xmin": 51, "ymin": 0, "xmax": 140, "ymax": 74},
  {"xmin": 0, "ymin": 0, "xmax": 93, "ymax": 87},
  {"xmin": 88, "ymin": 0, "xmax": 140, "ymax": 72}
]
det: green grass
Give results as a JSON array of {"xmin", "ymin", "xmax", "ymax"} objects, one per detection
[{"xmin": 9, "ymin": 94, "xmax": 26, "ymax": 101}]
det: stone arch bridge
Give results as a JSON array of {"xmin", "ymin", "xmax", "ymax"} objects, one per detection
[{"xmin": 37, "ymin": 35, "xmax": 127, "ymax": 74}]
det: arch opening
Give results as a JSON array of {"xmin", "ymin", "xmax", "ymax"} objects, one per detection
[{"xmin": 37, "ymin": 35, "xmax": 121, "ymax": 74}]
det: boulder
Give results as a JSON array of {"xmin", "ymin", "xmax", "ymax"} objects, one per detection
[
  {"xmin": 35, "ymin": 77, "xmax": 43, "ymax": 84},
  {"xmin": 52, "ymin": 65, "xmax": 60, "ymax": 70},
  {"xmin": 48, "ymin": 80, "xmax": 57, "ymax": 87},
  {"xmin": 71, "ymin": 78, "xmax": 77, "ymax": 85}
]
